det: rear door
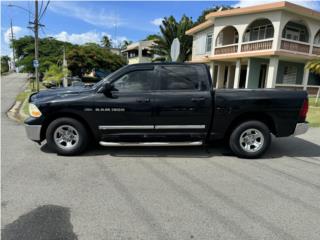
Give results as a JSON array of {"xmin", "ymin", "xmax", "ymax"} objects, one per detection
[{"xmin": 153, "ymin": 64, "xmax": 213, "ymax": 140}]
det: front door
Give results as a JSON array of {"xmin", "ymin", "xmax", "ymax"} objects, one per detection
[
  {"xmin": 153, "ymin": 64, "xmax": 212, "ymax": 141},
  {"xmin": 93, "ymin": 67, "xmax": 157, "ymax": 141}
]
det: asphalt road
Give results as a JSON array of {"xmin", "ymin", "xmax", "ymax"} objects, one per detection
[{"xmin": 1, "ymin": 73, "xmax": 320, "ymax": 240}]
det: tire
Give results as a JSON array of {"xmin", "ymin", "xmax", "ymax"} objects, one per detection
[
  {"xmin": 46, "ymin": 117, "xmax": 88, "ymax": 155},
  {"xmin": 229, "ymin": 120, "xmax": 271, "ymax": 159}
]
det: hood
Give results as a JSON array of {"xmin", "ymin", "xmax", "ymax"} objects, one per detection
[{"xmin": 30, "ymin": 86, "xmax": 94, "ymax": 102}]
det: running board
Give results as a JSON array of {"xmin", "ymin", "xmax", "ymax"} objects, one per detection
[{"xmin": 99, "ymin": 141, "xmax": 203, "ymax": 147}]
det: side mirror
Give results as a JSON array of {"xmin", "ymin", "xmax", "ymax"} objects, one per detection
[{"xmin": 98, "ymin": 83, "xmax": 114, "ymax": 94}]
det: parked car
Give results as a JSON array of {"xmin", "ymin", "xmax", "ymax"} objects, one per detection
[{"xmin": 25, "ymin": 63, "xmax": 308, "ymax": 158}]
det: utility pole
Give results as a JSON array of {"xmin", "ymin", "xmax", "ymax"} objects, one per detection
[
  {"xmin": 10, "ymin": 20, "xmax": 16, "ymax": 71},
  {"xmin": 34, "ymin": 0, "xmax": 40, "ymax": 92},
  {"xmin": 63, "ymin": 46, "xmax": 68, "ymax": 87}
]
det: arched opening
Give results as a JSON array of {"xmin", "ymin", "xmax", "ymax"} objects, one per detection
[
  {"xmin": 243, "ymin": 18, "xmax": 274, "ymax": 42},
  {"xmin": 282, "ymin": 20, "xmax": 309, "ymax": 43},
  {"xmin": 216, "ymin": 26, "xmax": 239, "ymax": 47},
  {"xmin": 314, "ymin": 29, "xmax": 320, "ymax": 45}
]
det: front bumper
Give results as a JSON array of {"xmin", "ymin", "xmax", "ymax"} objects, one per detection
[
  {"xmin": 25, "ymin": 124, "xmax": 42, "ymax": 141},
  {"xmin": 293, "ymin": 122, "xmax": 309, "ymax": 136}
]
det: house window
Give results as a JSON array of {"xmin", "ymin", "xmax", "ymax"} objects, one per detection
[
  {"xmin": 283, "ymin": 66, "xmax": 298, "ymax": 84},
  {"xmin": 282, "ymin": 22, "xmax": 309, "ymax": 42},
  {"xmin": 314, "ymin": 32, "xmax": 320, "ymax": 45},
  {"xmin": 206, "ymin": 33, "xmax": 213, "ymax": 53},
  {"xmin": 245, "ymin": 24, "xmax": 274, "ymax": 42}
]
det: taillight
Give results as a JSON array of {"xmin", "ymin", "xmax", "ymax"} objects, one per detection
[{"xmin": 299, "ymin": 99, "xmax": 308, "ymax": 120}]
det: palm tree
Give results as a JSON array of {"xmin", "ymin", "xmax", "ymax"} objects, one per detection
[
  {"xmin": 101, "ymin": 35, "xmax": 112, "ymax": 49},
  {"xmin": 152, "ymin": 15, "xmax": 193, "ymax": 62},
  {"xmin": 306, "ymin": 58, "xmax": 320, "ymax": 75}
]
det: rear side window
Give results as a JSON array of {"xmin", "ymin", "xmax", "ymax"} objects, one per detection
[
  {"xmin": 112, "ymin": 70, "xmax": 155, "ymax": 92},
  {"xmin": 159, "ymin": 65, "xmax": 208, "ymax": 91}
]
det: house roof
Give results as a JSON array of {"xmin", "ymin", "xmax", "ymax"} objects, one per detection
[
  {"xmin": 185, "ymin": 20, "xmax": 214, "ymax": 35},
  {"xmin": 186, "ymin": 1, "xmax": 320, "ymax": 35},
  {"xmin": 122, "ymin": 40, "xmax": 155, "ymax": 52}
]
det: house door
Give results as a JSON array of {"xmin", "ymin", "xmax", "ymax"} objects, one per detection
[
  {"xmin": 239, "ymin": 66, "xmax": 247, "ymax": 88},
  {"xmin": 258, "ymin": 64, "xmax": 268, "ymax": 88}
]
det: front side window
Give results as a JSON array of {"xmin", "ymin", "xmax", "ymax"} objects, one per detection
[
  {"xmin": 112, "ymin": 70, "xmax": 154, "ymax": 92},
  {"xmin": 159, "ymin": 65, "xmax": 208, "ymax": 91}
]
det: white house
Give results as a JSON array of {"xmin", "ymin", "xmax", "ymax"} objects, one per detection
[
  {"xmin": 122, "ymin": 40, "xmax": 155, "ymax": 64},
  {"xmin": 186, "ymin": 1, "xmax": 320, "ymax": 94}
]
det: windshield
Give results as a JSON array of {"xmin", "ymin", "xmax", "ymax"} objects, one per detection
[{"xmin": 93, "ymin": 65, "xmax": 127, "ymax": 89}]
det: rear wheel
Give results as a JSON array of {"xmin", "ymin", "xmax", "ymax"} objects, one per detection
[
  {"xmin": 229, "ymin": 121, "xmax": 271, "ymax": 158},
  {"xmin": 46, "ymin": 118, "xmax": 88, "ymax": 155}
]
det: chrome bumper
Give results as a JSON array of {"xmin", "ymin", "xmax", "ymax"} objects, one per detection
[
  {"xmin": 25, "ymin": 124, "xmax": 42, "ymax": 141},
  {"xmin": 293, "ymin": 122, "xmax": 309, "ymax": 136}
]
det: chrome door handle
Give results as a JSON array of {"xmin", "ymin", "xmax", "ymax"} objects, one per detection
[
  {"xmin": 136, "ymin": 98, "xmax": 150, "ymax": 103},
  {"xmin": 191, "ymin": 97, "xmax": 205, "ymax": 102}
]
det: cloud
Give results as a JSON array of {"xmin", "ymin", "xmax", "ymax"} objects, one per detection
[
  {"xmin": 2, "ymin": 26, "xmax": 28, "ymax": 57},
  {"xmin": 52, "ymin": 31, "xmax": 127, "ymax": 47},
  {"xmin": 235, "ymin": 0, "xmax": 320, "ymax": 10},
  {"xmin": 4, "ymin": 26, "xmax": 27, "ymax": 44},
  {"xmin": 49, "ymin": 2, "xmax": 125, "ymax": 29},
  {"xmin": 150, "ymin": 18, "xmax": 164, "ymax": 26}
]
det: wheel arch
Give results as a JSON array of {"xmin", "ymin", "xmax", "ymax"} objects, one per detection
[
  {"xmin": 226, "ymin": 112, "xmax": 277, "ymax": 139},
  {"xmin": 40, "ymin": 112, "xmax": 97, "ymax": 142}
]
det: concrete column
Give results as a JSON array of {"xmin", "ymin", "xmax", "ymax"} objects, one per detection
[
  {"xmin": 209, "ymin": 61, "xmax": 216, "ymax": 89},
  {"xmin": 245, "ymin": 58, "xmax": 251, "ymax": 88},
  {"xmin": 266, "ymin": 56, "xmax": 279, "ymax": 88},
  {"xmin": 233, "ymin": 59, "xmax": 241, "ymax": 88},
  {"xmin": 216, "ymin": 64, "xmax": 225, "ymax": 88},
  {"xmin": 302, "ymin": 68, "xmax": 309, "ymax": 90},
  {"xmin": 138, "ymin": 42, "xmax": 142, "ymax": 63}
]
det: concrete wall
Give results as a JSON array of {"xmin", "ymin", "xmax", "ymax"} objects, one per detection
[
  {"xmin": 276, "ymin": 61, "xmax": 304, "ymax": 84},
  {"xmin": 213, "ymin": 11, "xmax": 282, "ymax": 51},
  {"xmin": 247, "ymin": 58, "xmax": 269, "ymax": 88},
  {"xmin": 192, "ymin": 27, "xmax": 214, "ymax": 57}
]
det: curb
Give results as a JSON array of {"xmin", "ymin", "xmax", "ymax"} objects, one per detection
[{"xmin": 7, "ymin": 101, "xmax": 23, "ymax": 123}]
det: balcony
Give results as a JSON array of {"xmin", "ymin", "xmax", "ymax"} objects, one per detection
[
  {"xmin": 280, "ymin": 38, "xmax": 310, "ymax": 54},
  {"xmin": 215, "ymin": 44, "xmax": 238, "ymax": 55},
  {"xmin": 312, "ymin": 45, "xmax": 320, "ymax": 55},
  {"xmin": 241, "ymin": 39, "xmax": 273, "ymax": 52}
]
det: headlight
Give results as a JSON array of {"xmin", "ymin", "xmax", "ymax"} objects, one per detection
[{"xmin": 29, "ymin": 103, "xmax": 42, "ymax": 118}]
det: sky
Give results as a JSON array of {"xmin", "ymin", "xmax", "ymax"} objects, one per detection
[{"xmin": 1, "ymin": 0, "xmax": 320, "ymax": 57}]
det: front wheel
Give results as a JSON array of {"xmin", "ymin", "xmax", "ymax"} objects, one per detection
[
  {"xmin": 229, "ymin": 121, "xmax": 271, "ymax": 159},
  {"xmin": 46, "ymin": 117, "xmax": 88, "ymax": 155}
]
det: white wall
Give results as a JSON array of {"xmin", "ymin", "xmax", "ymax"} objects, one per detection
[
  {"xmin": 213, "ymin": 11, "xmax": 282, "ymax": 51},
  {"xmin": 192, "ymin": 27, "xmax": 214, "ymax": 56}
]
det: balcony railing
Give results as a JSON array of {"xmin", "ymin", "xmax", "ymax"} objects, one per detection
[
  {"xmin": 312, "ymin": 45, "xmax": 320, "ymax": 55},
  {"xmin": 280, "ymin": 38, "xmax": 310, "ymax": 54},
  {"xmin": 215, "ymin": 44, "xmax": 238, "ymax": 55},
  {"xmin": 241, "ymin": 39, "xmax": 273, "ymax": 52}
]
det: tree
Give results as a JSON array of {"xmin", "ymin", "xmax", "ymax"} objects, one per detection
[
  {"xmin": 67, "ymin": 43, "xmax": 126, "ymax": 77},
  {"xmin": 101, "ymin": 35, "xmax": 112, "ymax": 49},
  {"xmin": 306, "ymin": 58, "xmax": 320, "ymax": 75},
  {"xmin": 120, "ymin": 40, "xmax": 133, "ymax": 50},
  {"xmin": 12, "ymin": 36, "xmax": 125, "ymax": 77},
  {"xmin": 12, "ymin": 36, "xmax": 72, "ymax": 73},
  {"xmin": 43, "ymin": 64, "xmax": 66, "ymax": 86},
  {"xmin": 152, "ymin": 15, "xmax": 193, "ymax": 62},
  {"xmin": 144, "ymin": 34, "xmax": 160, "ymax": 41},
  {"xmin": 1, "ymin": 56, "xmax": 10, "ymax": 74}
]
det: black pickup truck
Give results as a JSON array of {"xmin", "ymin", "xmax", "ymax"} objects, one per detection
[{"xmin": 25, "ymin": 63, "xmax": 309, "ymax": 158}]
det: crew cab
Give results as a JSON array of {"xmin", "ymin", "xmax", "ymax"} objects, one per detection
[{"xmin": 25, "ymin": 63, "xmax": 309, "ymax": 158}]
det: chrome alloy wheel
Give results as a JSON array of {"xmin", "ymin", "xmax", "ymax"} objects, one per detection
[
  {"xmin": 239, "ymin": 128, "xmax": 264, "ymax": 153},
  {"xmin": 53, "ymin": 125, "xmax": 79, "ymax": 150}
]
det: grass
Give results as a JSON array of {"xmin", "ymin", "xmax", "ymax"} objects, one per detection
[{"xmin": 307, "ymin": 97, "xmax": 320, "ymax": 127}]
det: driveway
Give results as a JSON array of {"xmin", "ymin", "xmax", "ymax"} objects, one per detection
[{"xmin": 1, "ymin": 74, "xmax": 320, "ymax": 240}]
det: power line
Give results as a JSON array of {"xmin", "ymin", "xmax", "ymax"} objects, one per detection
[{"xmin": 39, "ymin": 0, "xmax": 50, "ymax": 21}]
